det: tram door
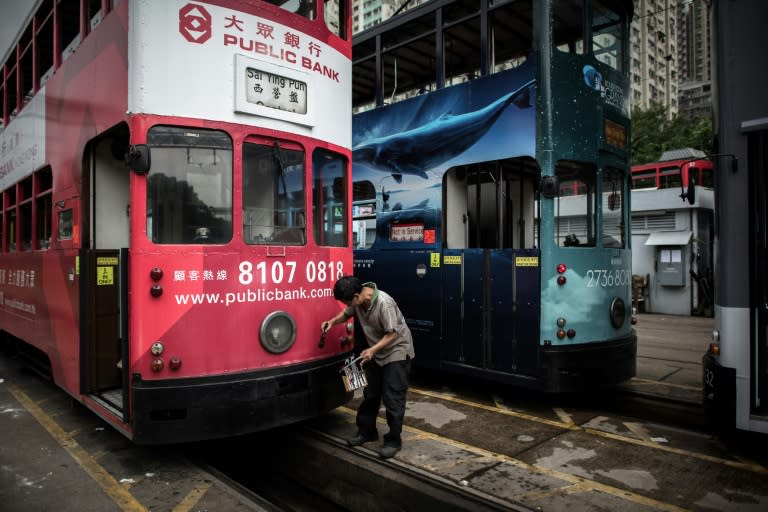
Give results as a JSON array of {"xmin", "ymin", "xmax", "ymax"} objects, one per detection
[
  {"xmin": 750, "ymin": 129, "xmax": 768, "ymax": 415},
  {"xmin": 81, "ymin": 127, "xmax": 130, "ymax": 413},
  {"xmin": 442, "ymin": 163, "xmax": 539, "ymax": 376}
]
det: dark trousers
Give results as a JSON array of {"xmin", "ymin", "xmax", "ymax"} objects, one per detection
[{"xmin": 356, "ymin": 358, "xmax": 410, "ymax": 445}]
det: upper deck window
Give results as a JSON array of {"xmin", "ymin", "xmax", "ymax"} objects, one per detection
[
  {"xmin": 324, "ymin": 0, "xmax": 348, "ymax": 40},
  {"xmin": 146, "ymin": 127, "xmax": 233, "ymax": 244},
  {"xmin": 592, "ymin": 0, "xmax": 626, "ymax": 72},
  {"xmin": 554, "ymin": 0, "xmax": 585, "ymax": 55},
  {"xmin": 267, "ymin": 0, "xmax": 317, "ymax": 20}
]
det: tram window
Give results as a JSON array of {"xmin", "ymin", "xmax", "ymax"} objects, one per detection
[
  {"xmin": 700, "ymin": 167, "xmax": 713, "ymax": 188},
  {"xmin": 35, "ymin": 167, "xmax": 53, "ymax": 250},
  {"xmin": 554, "ymin": 163, "xmax": 596, "ymax": 248},
  {"xmin": 659, "ymin": 167, "xmax": 681, "ymax": 189},
  {"xmin": 266, "ymin": 0, "xmax": 316, "ymax": 19},
  {"xmin": 352, "ymin": 180, "xmax": 376, "ymax": 249},
  {"xmin": 146, "ymin": 127, "xmax": 233, "ymax": 244},
  {"xmin": 6, "ymin": 210, "xmax": 17, "ymax": 252},
  {"xmin": 554, "ymin": 0, "xmax": 584, "ymax": 55},
  {"xmin": 632, "ymin": 170, "xmax": 657, "ymax": 189},
  {"xmin": 492, "ymin": 0, "xmax": 533, "ymax": 72},
  {"xmin": 243, "ymin": 141, "xmax": 306, "ymax": 245},
  {"xmin": 312, "ymin": 149, "xmax": 347, "ymax": 247},
  {"xmin": 324, "ymin": 0, "xmax": 347, "ymax": 40},
  {"xmin": 36, "ymin": 194, "xmax": 52, "ymax": 249},
  {"xmin": 592, "ymin": 1, "xmax": 625, "ymax": 72},
  {"xmin": 602, "ymin": 170, "xmax": 625, "ymax": 248},
  {"xmin": 58, "ymin": 209, "xmax": 73, "ymax": 240},
  {"xmin": 21, "ymin": 202, "xmax": 32, "ymax": 251}
]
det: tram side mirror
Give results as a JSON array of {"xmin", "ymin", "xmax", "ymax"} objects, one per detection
[
  {"xmin": 540, "ymin": 176, "xmax": 559, "ymax": 199},
  {"xmin": 125, "ymin": 144, "xmax": 151, "ymax": 174},
  {"xmin": 680, "ymin": 175, "xmax": 696, "ymax": 205}
]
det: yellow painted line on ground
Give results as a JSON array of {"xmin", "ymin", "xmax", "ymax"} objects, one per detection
[
  {"xmin": 8, "ymin": 384, "xmax": 148, "ymax": 512},
  {"xmin": 584, "ymin": 428, "xmax": 768, "ymax": 475},
  {"xmin": 410, "ymin": 387, "xmax": 579, "ymax": 430},
  {"xmin": 172, "ymin": 482, "xmax": 212, "ymax": 512},
  {"xmin": 336, "ymin": 406, "xmax": 690, "ymax": 512},
  {"xmin": 627, "ymin": 377, "xmax": 701, "ymax": 391},
  {"xmin": 411, "ymin": 385, "xmax": 768, "ymax": 475}
]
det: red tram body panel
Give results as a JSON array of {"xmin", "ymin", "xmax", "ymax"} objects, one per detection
[{"xmin": 0, "ymin": 0, "xmax": 353, "ymax": 443}]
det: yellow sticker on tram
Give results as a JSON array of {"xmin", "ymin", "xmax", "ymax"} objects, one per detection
[
  {"xmin": 96, "ymin": 266, "xmax": 114, "ymax": 286},
  {"xmin": 443, "ymin": 255, "xmax": 462, "ymax": 265},
  {"xmin": 97, "ymin": 257, "xmax": 119, "ymax": 266},
  {"xmin": 515, "ymin": 256, "xmax": 539, "ymax": 267},
  {"xmin": 430, "ymin": 253, "xmax": 441, "ymax": 268}
]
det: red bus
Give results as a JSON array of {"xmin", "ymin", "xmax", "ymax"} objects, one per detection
[
  {"xmin": 0, "ymin": 0, "xmax": 353, "ymax": 444},
  {"xmin": 631, "ymin": 157, "xmax": 714, "ymax": 190}
]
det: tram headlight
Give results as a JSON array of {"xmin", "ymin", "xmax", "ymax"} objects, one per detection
[
  {"xmin": 259, "ymin": 311, "xmax": 297, "ymax": 354},
  {"xmin": 609, "ymin": 297, "xmax": 626, "ymax": 328}
]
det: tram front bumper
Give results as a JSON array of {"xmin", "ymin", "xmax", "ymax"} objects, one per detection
[
  {"xmin": 129, "ymin": 354, "xmax": 352, "ymax": 444},
  {"xmin": 539, "ymin": 333, "xmax": 637, "ymax": 392}
]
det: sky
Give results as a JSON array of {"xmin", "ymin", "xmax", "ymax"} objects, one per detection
[{"xmin": 0, "ymin": 1, "xmax": 38, "ymax": 62}]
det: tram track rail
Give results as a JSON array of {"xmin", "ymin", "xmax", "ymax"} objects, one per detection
[
  {"xmin": 283, "ymin": 380, "xmax": 768, "ymax": 511},
  {"xmin": 406, "ymin": 384, "xmax": 767, "ymax": 475}
]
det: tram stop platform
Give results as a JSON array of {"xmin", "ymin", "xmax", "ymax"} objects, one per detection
[
  {"xmin": 0, "ymin": 313, "xmax": 719, "ymax": 511},
  {"xmin": 0, "ymin": 352, "xmax": 272, "ymax": 512}
]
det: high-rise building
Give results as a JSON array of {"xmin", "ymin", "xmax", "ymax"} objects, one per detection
[
  {"xmin": 353, "ymin": 0, "xmax": 401, "ymax": 33},
  {"xmin": 629, "ymin": 0, "xmax": 679, "ymax": 118},
  {"xmin": 676, "ymin": 0, "xmax": 712, "ymax": 119}
]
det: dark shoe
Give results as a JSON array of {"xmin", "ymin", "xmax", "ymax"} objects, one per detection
[
  {"xmin": 380, "ymin": 443, "xmax": 401, "ymax": 459},
  {"xmin": 348, "ymin": 431, "xmax": 377, "ymax": 447}
]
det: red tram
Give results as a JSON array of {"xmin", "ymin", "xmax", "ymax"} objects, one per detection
[{"xmin": 0, "ymin": 0, "xmax": 353, "ymax": 443}]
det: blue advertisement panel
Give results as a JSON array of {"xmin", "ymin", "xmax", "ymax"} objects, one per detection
[{"xmin": 352, "ymin": 61, "xmax": 536, "ymax": 229}]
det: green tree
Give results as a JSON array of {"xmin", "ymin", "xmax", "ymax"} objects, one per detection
[{"xmin": 631, "ymin": 102, "xmax": 713, "ymax": 165}]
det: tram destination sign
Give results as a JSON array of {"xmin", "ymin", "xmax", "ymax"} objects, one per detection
[{"xmin": 245, "ymin": 67, "xmax": 308, "ymax": 115}]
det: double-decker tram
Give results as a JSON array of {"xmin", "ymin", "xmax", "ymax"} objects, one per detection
[
  {"xmin": 703, "ymin": 0, "xmax": 768, "ymax": 435},
  {"xmin": 0, "ymin": 0, "xmax": 353, "ymax": 443},
  {"xmin": 351, "ymin": 0, "xmax": 635, "ymax": 391},
  {"xmin": 631, "ymin": 155, "xmax": 714, "ymax": 191}
]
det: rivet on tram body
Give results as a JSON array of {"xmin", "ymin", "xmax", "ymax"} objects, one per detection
[
  {"xmin": 150, "ymin": 284, "xmax": 163, "ymax": 297},
  {"xmin": 150, "ymin": 267, "xmax": 164, "ymax": 281},
  {"xmin": 151, "ymin": 358, "xmax": 164, "ymax": 372},
  {"xmin": 168, "ymin": 357, "xmax": 182, "ymax": 370}
]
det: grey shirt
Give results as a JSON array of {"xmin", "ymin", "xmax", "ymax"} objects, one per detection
[{"xmin": 344, "ymin": 284, "xmax": 415, "ymax": 366}]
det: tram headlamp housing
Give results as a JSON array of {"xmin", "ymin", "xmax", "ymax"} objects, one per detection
[
  {"xmin": 609, "ymin": 297, "xmax": 626, "ymax": 328},
  {"xmin": 259, "ymin": 311, "xmax": 297, "ymax": 354}
]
